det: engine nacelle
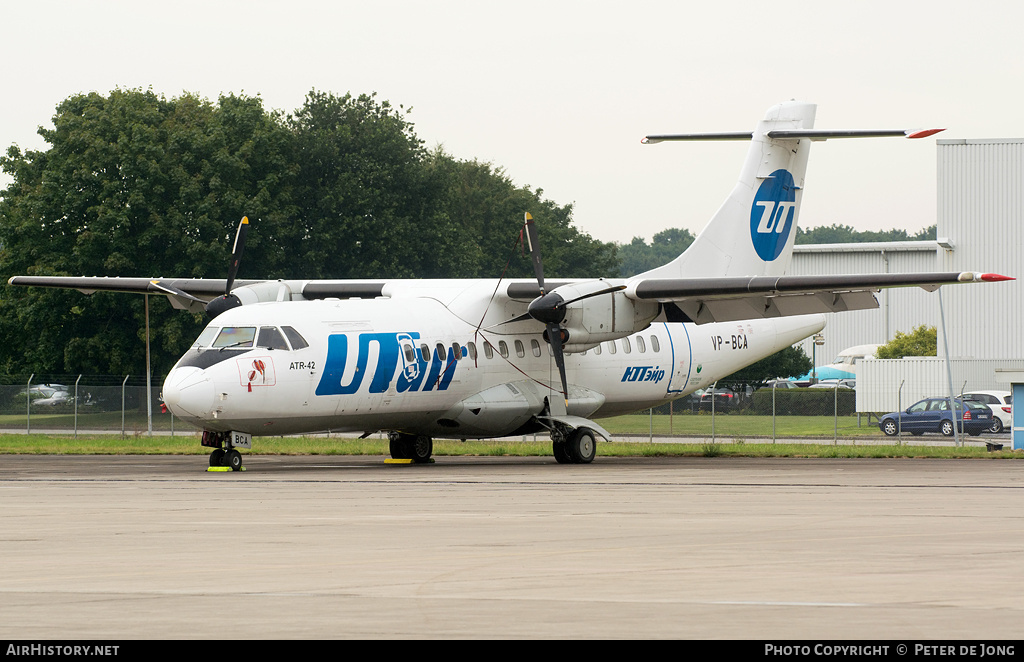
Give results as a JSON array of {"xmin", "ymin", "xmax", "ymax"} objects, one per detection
[
  {"xmin": 548, "ymin": 281, "xmax": 660, "ymax": 353},
  {"xmin": 230, "ymin": 281, "xmax": 296, "ymax": 305}
]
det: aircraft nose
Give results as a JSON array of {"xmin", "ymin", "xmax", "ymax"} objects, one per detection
[{"xmin": 163, "ymin": 367, "xmax": 214, "ymax": 419}]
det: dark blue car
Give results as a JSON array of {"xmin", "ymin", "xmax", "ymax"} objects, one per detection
[{"xmin": 879, "ymin": 397, "xmax": 993, "ymax": 437}]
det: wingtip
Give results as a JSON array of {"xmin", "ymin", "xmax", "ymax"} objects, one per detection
[
  {"xmin": 907, "ymin": 128, "xmax": 945, "ymax": 139},
  {"xmin": 980, "ymin": 273, "xmax": 1015, "ymax": 282}
]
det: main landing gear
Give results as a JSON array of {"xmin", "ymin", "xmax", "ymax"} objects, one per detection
[
  {"xmin": 551, "ymin": 427, "xmax": 597, "ymax": 464},
  {"xmin": 203, "ymin": 430, "xmax": 245, "ymax": 472},
  {"xmin": 388, "ymin": 432, "xmax": 434, "ymax": 463}
]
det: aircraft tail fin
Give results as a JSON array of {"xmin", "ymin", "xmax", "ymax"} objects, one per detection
[{"xmin": 634, "ymin": 101, "xmax": 942, "ymax": 281}]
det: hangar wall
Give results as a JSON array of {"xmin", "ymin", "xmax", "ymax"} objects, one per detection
[{"xmin": 787, "ymin": 138, "xmax": 1023, "ymax": 374}]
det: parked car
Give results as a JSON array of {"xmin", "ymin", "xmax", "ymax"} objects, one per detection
[
  {"xmin": 960, "ymin": 390, "xmax": 1012, "ymax": 434},
  {"xmin": 699, "ymin": 387, "xmax": 741, "ymax": 411},
  {"xmin": 31, "ymin": 389, "xmax": 73, "ymax": 407},
  {"xmin": 763, "ymin": 379, "xmax": 799, "ymax": 390},
  {"xmin": 878, "ymin": 397, "xmax": 993, "ymax": 437},
  {"xmin": 808, "ymin": 378, "xmax": 856, "ymax": 390}
]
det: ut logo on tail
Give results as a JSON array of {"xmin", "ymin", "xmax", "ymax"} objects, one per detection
[{"xmin": 750, "ymin": 169, "xmax": 797, "ymax": 261}]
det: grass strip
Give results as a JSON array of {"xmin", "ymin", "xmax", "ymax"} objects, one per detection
[{"xmin": 0, "ymin": 434, "xmax": 1017, "ymax": 459}]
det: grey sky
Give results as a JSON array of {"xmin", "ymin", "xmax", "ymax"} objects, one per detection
[{"xmin": 3, "ymin": 0, "xmax": 1022, "ymax": 244}]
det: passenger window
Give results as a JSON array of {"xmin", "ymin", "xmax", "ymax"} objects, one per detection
[
  {"xmin": 257, "ymin": 326, "xmax": 289, "ymax": 350},
  {"xmin": 499, "ymin": 341, "xmax": 509, "ymax": 358},
  {"xmin": 515, "ymin": 340, "xmax": 525, "ymax": 358},
  {"xmin": 593, "ymin": 344, "xmax": 602, "ymax": 355},
  {"xmin": 636, "ymin": 336, "xmax": 646, "ymax": 353},
  {"xmin": 213, "ymin": 326, "xmax": 255, "ymax": 348},
  {"xmin": 436, "ymin": 343, "xmax": 446, "ymax": 361},
  {"xmin": 650, "ymin": 335, "xmax": 660, "ymax": 352},
  {"xmin": 622, "ymin": 337, "xmax": 632, "ymax": 354},
  {"xmin": 531, "ymin": 339, "xmax": 541, "ymax": 357},
  {"xmin": 484, "ymin": 342, "xmax": 493, "ymax": 360},
  {"xmin": 467, "ymin": 342, "xmax": 477, "ymax": 361},
  {"xmin": 420, "ymin": 344, "xmax": 430, "ymax": 362},
  {"xmin": 403, "ymin": 343, "xmax": 416, "ymax": 364},
  {"xmin": 607, "ymin": 341, "xmax": 616, "ymax": 354},
  {"xmin": 452, "ymin": 342, "xmax": 463, "ymax": 360},
  {"xmin": 281, "ymin": 326, "xmax": 309, "ymax": 350}
]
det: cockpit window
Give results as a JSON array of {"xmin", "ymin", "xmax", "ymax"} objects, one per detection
[
  {"xmin": 281, "ymin": 326, "xmax": 309, "ymax": 350},
  {"xmin": 213, "ymin": 327, "xmax": 256, "ymax": 348},
  {"xmin": 192, "ymin": 326, "xmax": 220, "ymax": 348},
  {"xmin": 257, "ymin": 326, "xmax": 289, "ymax": 350}
]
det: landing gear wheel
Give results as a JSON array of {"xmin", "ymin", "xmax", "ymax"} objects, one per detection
[
  {"xmin": 209, "ymin": 448, "xmax": 226, "ymax": 467},
  {"xmin": 410, "ymin": 435, "xmax": 433, "ymax": 463},
  {"xmin": 226, "ymin": 449, "xmax": 243, "ymax": 471},
  {"xmin": 566, "ymin": 428, "xmax": 596, "ymax": 464},
  {"xmin": 552, "ymin": 440, "xmax": 572, "ymax": 464},
  {"xmin": 389, "ymin": 436, "xmax": 411, "ymax": 460},
  {"xmin": 389, "ymin": 433, "xmax": 433, "ymax": 463}
]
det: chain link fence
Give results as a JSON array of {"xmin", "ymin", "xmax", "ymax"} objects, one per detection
[
  {"xmin": 0, "ymin": 374, "xmax": 185, "ymax": 436},
  {"xmin": 637, "ymin": 378, "xmax": 868, "ymax": 442},
  {"xmin": 0, "ymin": 373, "xmax": 1004, "ymax": 444}
]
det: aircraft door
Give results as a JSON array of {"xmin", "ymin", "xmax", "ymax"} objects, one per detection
[{"xmin": 664, "ymin": 323, "xmax": 693, "ymax": 394}]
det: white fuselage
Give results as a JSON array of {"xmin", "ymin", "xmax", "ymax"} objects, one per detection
[{"xmin": 162, "ymin": 285, "xmax": 825, "ymax": 438}]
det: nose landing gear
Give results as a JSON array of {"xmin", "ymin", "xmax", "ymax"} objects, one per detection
[{"xmin": 203, "ymin": 430, "xmax": 247, "ymax": 472}]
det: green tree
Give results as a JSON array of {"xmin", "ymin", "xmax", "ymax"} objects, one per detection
[
  {"xmin": 724, "ymin": 345, "xmax": 813, "ymax": 387},
  {"xmin": 796, "ymin": 224, "xmax": 936, "ymax": 244},
  {"xmin": 282, "ymin": 91, "xmax": 471, "ymax": 279},
  {"xmin": 431, "ymin": 153, "xmax": 618, "ymax": 279},
  {"xmin": 875, "ymin": 325, "xmax": 937, "ymax": 359},
  {"xmin": 617, "ymin": 227, "xmax": 695, "ymax": 277},
  {"xmin": 0, "ymin": 89, "xmax": 297, "ymax": 375},
  {"xmin": 0, "ymin": 88, "xmax": 620, "ymax": 376}
]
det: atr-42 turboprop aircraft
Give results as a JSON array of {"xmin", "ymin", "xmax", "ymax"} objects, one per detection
[{"xmin": 9, "ymin": 101, "xmax": 1013, "ymax": 469}]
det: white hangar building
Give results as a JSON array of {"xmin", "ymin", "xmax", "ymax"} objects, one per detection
[{"xmin": 787, "ymin": 138, "xmax": 1024, "ymax": 409}]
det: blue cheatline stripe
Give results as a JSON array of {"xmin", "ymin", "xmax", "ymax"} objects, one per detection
[{"xmin": 662, "ymin": 322, "xmax": 692, "ymax": 394}]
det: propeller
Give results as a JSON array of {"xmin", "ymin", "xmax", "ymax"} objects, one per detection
[
  {"xmin": 520, "ymin": 213, "xmax": 569, "ymax": 412},
  {"xmin": 520, "ymin": 213, "xmax": 628, "ymax": 413},
  {"xmin": 203, "ymin": 216, "xmax": 250, "ymax": 318}
]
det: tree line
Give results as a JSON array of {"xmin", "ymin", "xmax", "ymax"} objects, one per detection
[
  {"xmin": 0, "ymin": 89, "xmax": 617, "ymax": 375},
  {"xmin": 0, "ymin": 88, "xmax": 932, "ymax": 378}
]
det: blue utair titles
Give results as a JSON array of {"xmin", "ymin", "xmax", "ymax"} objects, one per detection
[
  {"xmin": 315, "ymin": 332, "xmax": 458, "ymax": 396},
  {"xmin": 621, "ymin": 366, "xmax": 665, "ymax": 383}
]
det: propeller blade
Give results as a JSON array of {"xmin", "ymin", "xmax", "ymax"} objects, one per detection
[
  {"xmin": 558, "ymin": 284, "xmax": 627, "ymax": 308},
  {"xmin": 546, "ymin": 322, "xmax": 569, "ymax": 412},
  {"xmin": 485, "ymin": 311, "xmax": 536, "ymax": 329},
  {"xmin": 523, "ymin": 212, "xmax": 545, "ymax": 295},
  {"xmin": 224, "ymin": 216, "xmax": 249, "ymax": 295},
  {"xmin": 149, "ymin": 280, "xmax": 206, "ymax": 305}
]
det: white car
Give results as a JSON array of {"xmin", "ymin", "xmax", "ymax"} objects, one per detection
[{"xmin": 961, "ymin": 390, "xmax": 1012, "ymax": 433}]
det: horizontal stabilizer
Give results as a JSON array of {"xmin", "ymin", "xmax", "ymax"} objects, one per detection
[{"xmin": 642, "ymin": 128, "xmax": 944, "ymax": 144}]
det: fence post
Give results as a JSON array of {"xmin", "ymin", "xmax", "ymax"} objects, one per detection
[
  {"xmin": 121, "ymin": 375, "xmax": 129, "ymax": 438},
  {"xmin": 833, "ymin": 382, "xmax": 839, "ymax": 445},
  {"xmin": 772, "ymin": 382, "xmax": 777, "ymax": 444},
  {"xmin": 74, "ymin": 374, "xmax": 81, "ymax": 438},
  {"xmin": 898, "ymin": 380, "xmax": 904, "ymax": 445},
  {"xmin": 26, "ymin": 374, "xmax": 33, "ymax": 434},
  {"xmin": 711, "ymin": 380, "xmax": 717, "ymax": 442}
]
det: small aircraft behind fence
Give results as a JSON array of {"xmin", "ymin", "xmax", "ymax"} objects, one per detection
[{"xmin": 8, "ymin": 101, "xmax": 1013, "ymax": 469}]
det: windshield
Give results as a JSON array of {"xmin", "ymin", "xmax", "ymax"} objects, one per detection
[
  {"xmin": 192, "ymin": 326, "xmax": 220, "ymax": 349},
  {"xmin": 213, "ymin": 327, "xmax": 256, "ymax": 349}
]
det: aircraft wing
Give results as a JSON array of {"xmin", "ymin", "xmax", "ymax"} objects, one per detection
[
  {"xmin": 625, "ymin": 271, "xmax": 1012, "ymax": 325},
  {"xmin": 7, "ymin": 276, "xmax": 234, "ymax": 297}
]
